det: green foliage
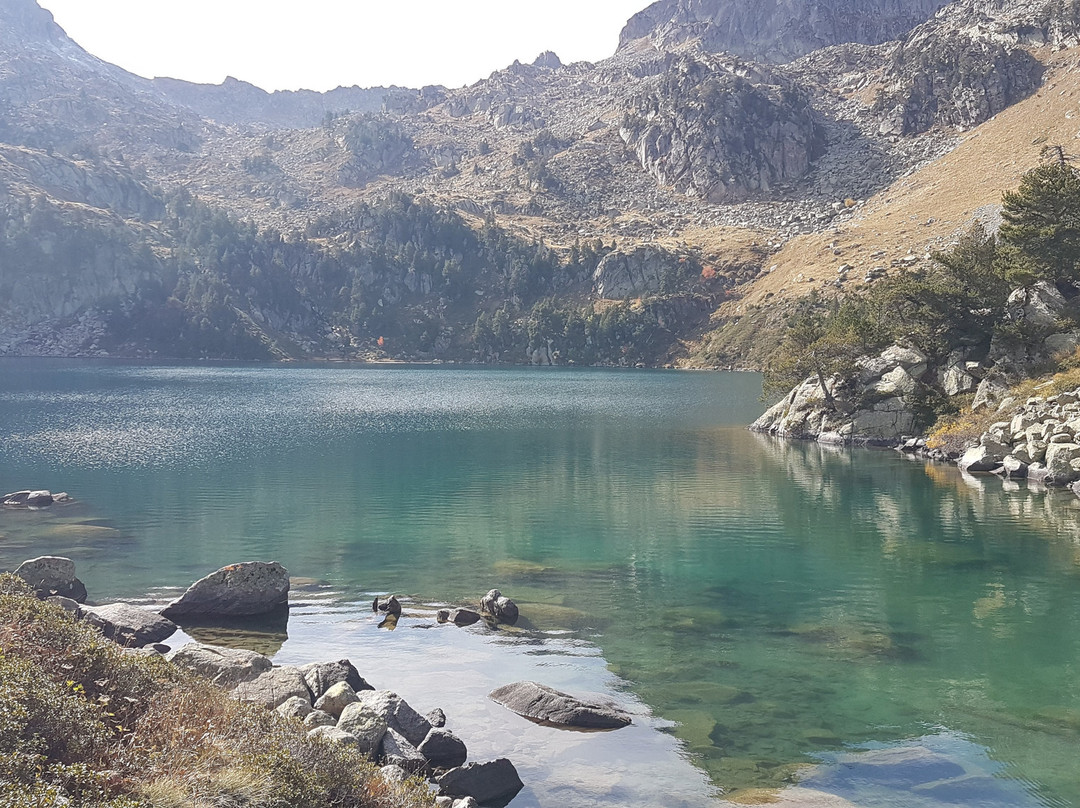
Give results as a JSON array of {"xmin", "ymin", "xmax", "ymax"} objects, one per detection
[
  {"xmin": 0, "ymin": 575, "xmax": 432, "ymax": 808},
  {"xmin": 997, "ymin": 155, "xmax": 1080, "ymax": 285}
]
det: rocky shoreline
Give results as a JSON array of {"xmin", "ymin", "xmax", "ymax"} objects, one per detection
[{"xmin": 7, "ymin": 553, "xmax": 635, "ymax": 808}]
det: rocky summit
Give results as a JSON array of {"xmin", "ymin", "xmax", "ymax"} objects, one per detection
[{"xmin": 0, "ymin": 0, "xmax": 1077, "ymax": 369}]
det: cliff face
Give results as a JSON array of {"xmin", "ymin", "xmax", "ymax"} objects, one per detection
[
  {"xmin": 620, "ymin": 56, "xmax": 824, "ymax": 201},
  {"xmin": 618, "ymin": 0, "xmax": 951, "ymax": 62}
]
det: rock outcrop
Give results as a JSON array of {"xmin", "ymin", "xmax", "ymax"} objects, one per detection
[
  {"xmin": 620, "ymin": 55, "xmax": 823, "ymax": 202},
  {"xmin": 489, "ymin": 681, "xmax": 632, "ymax": 729},
  {"xmin": 618, "ymin": 0, "xmax": 951, "ymax": 62},
  {"xmin": 160, "ymin": 562, "xmax": 290, "ymax": 620},
  {"xmin": 593, "ymin": 244, "xmax": 693, "ymax": 299}
]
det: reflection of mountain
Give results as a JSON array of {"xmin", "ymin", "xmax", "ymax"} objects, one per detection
[{"xmin": 2, "ymin": 367, "xmax": 1079, "ymax": 803}]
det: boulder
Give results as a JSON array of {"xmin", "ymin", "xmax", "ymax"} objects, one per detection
[
  {"xmin": 15, "ymin": 556, "xmax": 87, "ymax": 603},
  {"xmin": 354, "ymin": 690, "xmax": 432, "ymax": 747},
  {"xmin": 304, "ymin": 710, "xmax": 336, "ymax": 729},
  {"xmin": 160, "ymin": 561, "xmax": 289, "ymax": 620},
  {"xmin": 958, "ymin": 445, "xmax": 1004, "ymax": 474},
  {"xmin": 1006, "ymin": 281, "xmax": 1067, "ymax": 330},
  {"xmin": 940, "ymin": 365, "xmax": 977, "ymax": 396},
  {"xmin": 82, "ymin": 603, "xmax": 177, "ymax": 647},
  {"xmin": 426, "ymin": 707, "xmax": 447, "ymax": 728},
  {"xmin": 308, "ymin": 726, "xmax": 361, "ymax": 747},
  {"xmin": 235, "ymin": 665, "xmax": 311, "ymax": 709},
  {"xmin": 1001, "ymin": 456, "xmax": 1029, "ymax": 479},
  {"xmin": 489, "ymin": 681, "xmax": 632, "ymax": 729},
  {"xmin": 1042, "ymin": 442, "xmax": 1080, "ymax": 485},
  {"xmin": 879, "ymin": 344, "xmax": 928, "ymax": 375},
  {"xmin": 872, "ymin": 366, "xmax": 916, "ymax": 396},
  {"xmin": 276, "ymin": 696, "xmax": 313, "ymax": 721},
  {"xmin": 337, "ymin": 701, "xmax": 389, "ymax": 754},
  {"xmin": 3, "ymin": 490, "xmax": 54, "ymax": 507},
  {"xmin": 439, "ymin": 608, "xmax": 482, "ymax": 626},
  {"xmin": 313, "ymin": 681, "xmax": 358, "ymax": 719},
  {"xmin": 300, "ymin": 659, "xmax": 372, "ymax": 700},
  {"xmin": 166, "ymin": 643, "xmax": 273, "ymax": 688},
  {"xmin": 437, "ymin": 759, "xmax": 524, "ymax": 805},
  {"xmin": 380, "ymin": 728, "xmax": 429, "ymax": 774},
  {"xmin": 419, "ymin": 728, "xmax": 468, "ymax": 769},
  {"xmin": 379, "ymin": 765, "xmax": 409, "ymax": 785},
  {"xmin": 972, "ymin": 375, "xmax": 1010, "ymax": 413},
  {"xmin": 46, "ymin": 595, "xmax": 82, "ymax": 615},
  {"xmin": 480, "ymin": 590, "xmax": 519, "ymax": 626}
]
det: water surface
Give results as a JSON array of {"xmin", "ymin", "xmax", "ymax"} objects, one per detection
[{"xmin": 1, "ymin": 360, "xmax": 1078, "ymax": 807}]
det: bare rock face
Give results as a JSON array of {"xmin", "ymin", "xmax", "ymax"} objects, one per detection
[
  {"xmin": 489, "ymin": 681, "xmax": 632, "ymax": 730},
  {"xmin": 620, "ymin": 56, "xmax": 823, "ymax": 202},
  {"xmin": 592, "ymin": 245, "xmax": 694, "ymax": 300},
  {"xmin": 618, "ymin": 0, "xmax": 950, "ymax": 62},
  {"xmin": 160, "ymin": 562, "xmax": 289, "ymax": 621}
]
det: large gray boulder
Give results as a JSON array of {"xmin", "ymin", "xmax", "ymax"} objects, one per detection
[
  {"xmin": 489, "ymin": 681, "xmax": 632, "ymax": 730},
  {"xmin": 437, "ymin": 759, "xmax": 524, "ymax": 804},
  {"xmin": 419, "ymin": 728, "xmax": 468, "ymax": 770},
  {"xmin": 300, "ymin": 659, "xmax": 372, "ymax": 700},
  {"xmin": 337, "ymin": 701, "xmax": 389, "ymax": 754},
  {"xmin": 160, "ymin": 562, "xmax": 289, "ymax": 620},
  {"xmin": 380, "ymin": 728, "xmax": 429, "ymax": 774},
  {"xmin": 82, "ymin": 603, "xmax": 177, "ymax": 647},
  {"xmin": 354, "ymin": 690, "xmax": 432, "ymax": 746},
  {"xmin": 166, "ymin": 642, "xmax": 273, "ymax": 688},
  {"xmin": 15, "ymin": 556, "xmax": 87, "ymax": 603},
  {"xmin": 235, "ymin": 665, "xmax": 312, "ymax": 709}
]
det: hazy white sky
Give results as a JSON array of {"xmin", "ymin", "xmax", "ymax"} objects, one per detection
[{"xmin": 37, "ymin": 1, "xmax": 652, "ymax": 92}]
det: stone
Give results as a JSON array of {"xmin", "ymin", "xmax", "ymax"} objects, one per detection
[
  {"xmin": 427, "ymin": 708, "xmax": 447, "ymax": 728},
  {"xmin": 972, "ymin": 376, "xmax": 1010, "ymax": 413},
  {"xmin": 1045, "ymin": 331, "xmax": 1080, "ymax": 355},
  {"xmin": 879, "ymin": 344, "xmax": 927, "ymax": 372},
  {"xmin": 166, "ymin": 643, "xmax": 273, "ymax": 688},
  {"xmin": 489, "ymin": 681, "xmax": 632, "ymax": 729},
  {"xmin": 3, "ymin": 490, "xmax": 53, "ymax": 507},
  {"xmin": 439, "ymin": 608, "xmax": 481, "ymax": 626},
  {"xmin": 419, "ymin": 728, "xmax": 468, "ymax": 769},
  {"xmin": 872, "ymin": 366, "xmax": 916, "ymax": 396},
  {"xmin": 235, "ymin": 665, "xmax": 311, "ymax": 709},
  {"xmin": 452, "ymin": 800, "xmax": 479, "ymax": 808},
  {"xmin": 379, "ymin": 765, "xmax": 409, "ymax": 785},
  {"xmin": 959, "ymin": 445, "xmax": 1004, "ymax": 474},
  {"xmin": 337, "ymin": 702, "xmax": 389, "ymax": 754},
  {"xmin": 46, "ymin": 595, "xmax": 82, "ymax": 615},
  {"xmin": 276, "ymin": 696, "xmax": 313, "ymax": 721},
  {"xmin": 1001, "ymin": 456, "xmax": 1029, "ymax": 479},
  {"xmin": 437, "ymin": 759, "xmax": 524, "ymax": 805},
  {"xmin": 314, "ymin": 681, "xmax": 358, "ymax": 719},
  {"xmin": 15, "ymin": 556, "xmax": 88, "ymax": 603},
  {"xmin": 1006, "ymin": 282, "xmax": 1067, "ymax": 330},
  {"xmin": 352, "ymin": 690, "xmax": 432, "ymax": 747},
  {"xmin": 299, "ymin": 659, "xmax": 372, "ymax": 699},
  {"xmin": 1043, "ymin": 442, "xmax": 1080, "ymax": 485},
  {"xmin": 480, "ymin": 590, "xmax": 519, "ymax": 625},
  {"xmin": 160, "ymin": 561, "xmax": 289, "ymax": 620},
  {"xmin": 304, "ymin": 710, "xmax": 336, "ymax": 729},
  {"xmin": 380, "ymin": 727, "xmax": 429, "ymax": 774},
  {"xmin": 82, "ymin": 603, "xmax": 177, "ymax": 647},
  {"xmin": 308, "ymin": 726, "xmax": 361, "ymax": 747},
  {"xmin": 436, "ymin": 798, "xmax": 453, "ymax": 808},
  {"xmin": 941, "ymin": 365, "xmax": 977, "ymax": 396}
]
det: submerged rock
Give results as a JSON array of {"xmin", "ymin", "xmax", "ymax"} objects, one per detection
[
  {"xmin": 160, "ymin": 561, "xmax": 289, "ymax": 620},
  {"xmin": 489, "ymin": 681, "xmax": 632, "ymax": 730}
]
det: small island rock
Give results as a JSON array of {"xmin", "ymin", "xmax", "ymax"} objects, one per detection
[
  {"xmin": 160, "ymin": 561, "xmax": 289, "ymax": 620},
  {"xmin": 489, "ymin": 681, "xmax": 632, "ymax": 729},
  {"xmin": 480, "ymin": 590, "xmax": 519, "ymax": 625}
]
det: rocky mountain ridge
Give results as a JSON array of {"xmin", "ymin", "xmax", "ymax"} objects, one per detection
[{"xmin": 0, "ymin": 0, "xmax": 1074, "ymax": 367}]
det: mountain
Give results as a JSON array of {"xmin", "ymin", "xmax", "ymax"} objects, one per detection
[
  {"xmin": 0, "ymin": 0, "xmax": 1073, "ymax": 369},
  {"xmin": 618, "ymin": 0, "xmax": 952, "ymax": 61}
]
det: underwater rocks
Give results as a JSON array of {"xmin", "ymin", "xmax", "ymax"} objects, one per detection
[{"xmin": 489, "ymin": 680, "xmax": 632, "ymax": 730}]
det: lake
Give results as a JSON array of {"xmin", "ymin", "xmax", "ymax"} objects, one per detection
[{"xmin": 1, "ymin": 360, "xmax": 1079, "ymax": 808}]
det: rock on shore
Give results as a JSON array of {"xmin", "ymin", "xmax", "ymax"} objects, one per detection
[{"xmin": 160, "ymin": 561, "xmax": 289, "ymax": 620}]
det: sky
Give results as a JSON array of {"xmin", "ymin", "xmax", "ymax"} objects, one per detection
[{"xmin": 37, "ymin": 1, "xmax": 653, "ymax": 92}]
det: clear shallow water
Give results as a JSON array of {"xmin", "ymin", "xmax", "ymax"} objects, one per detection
[{"xmin": 1, "ymin": 360, "xmax": 1079, "ymax": 808}]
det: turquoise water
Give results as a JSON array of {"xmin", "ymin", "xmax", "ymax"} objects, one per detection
[{"xmin": 1, "ymin": 360, "xmax": 1079, "ymax": 807}]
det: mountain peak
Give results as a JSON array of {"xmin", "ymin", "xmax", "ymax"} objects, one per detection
[
  {"xmin": 618, "ymin": 0, "xmax": 952, "ymax": 62},
  {"xmin": 0, "ymin": 0, "xmax": 65, "ymax": 42}
]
